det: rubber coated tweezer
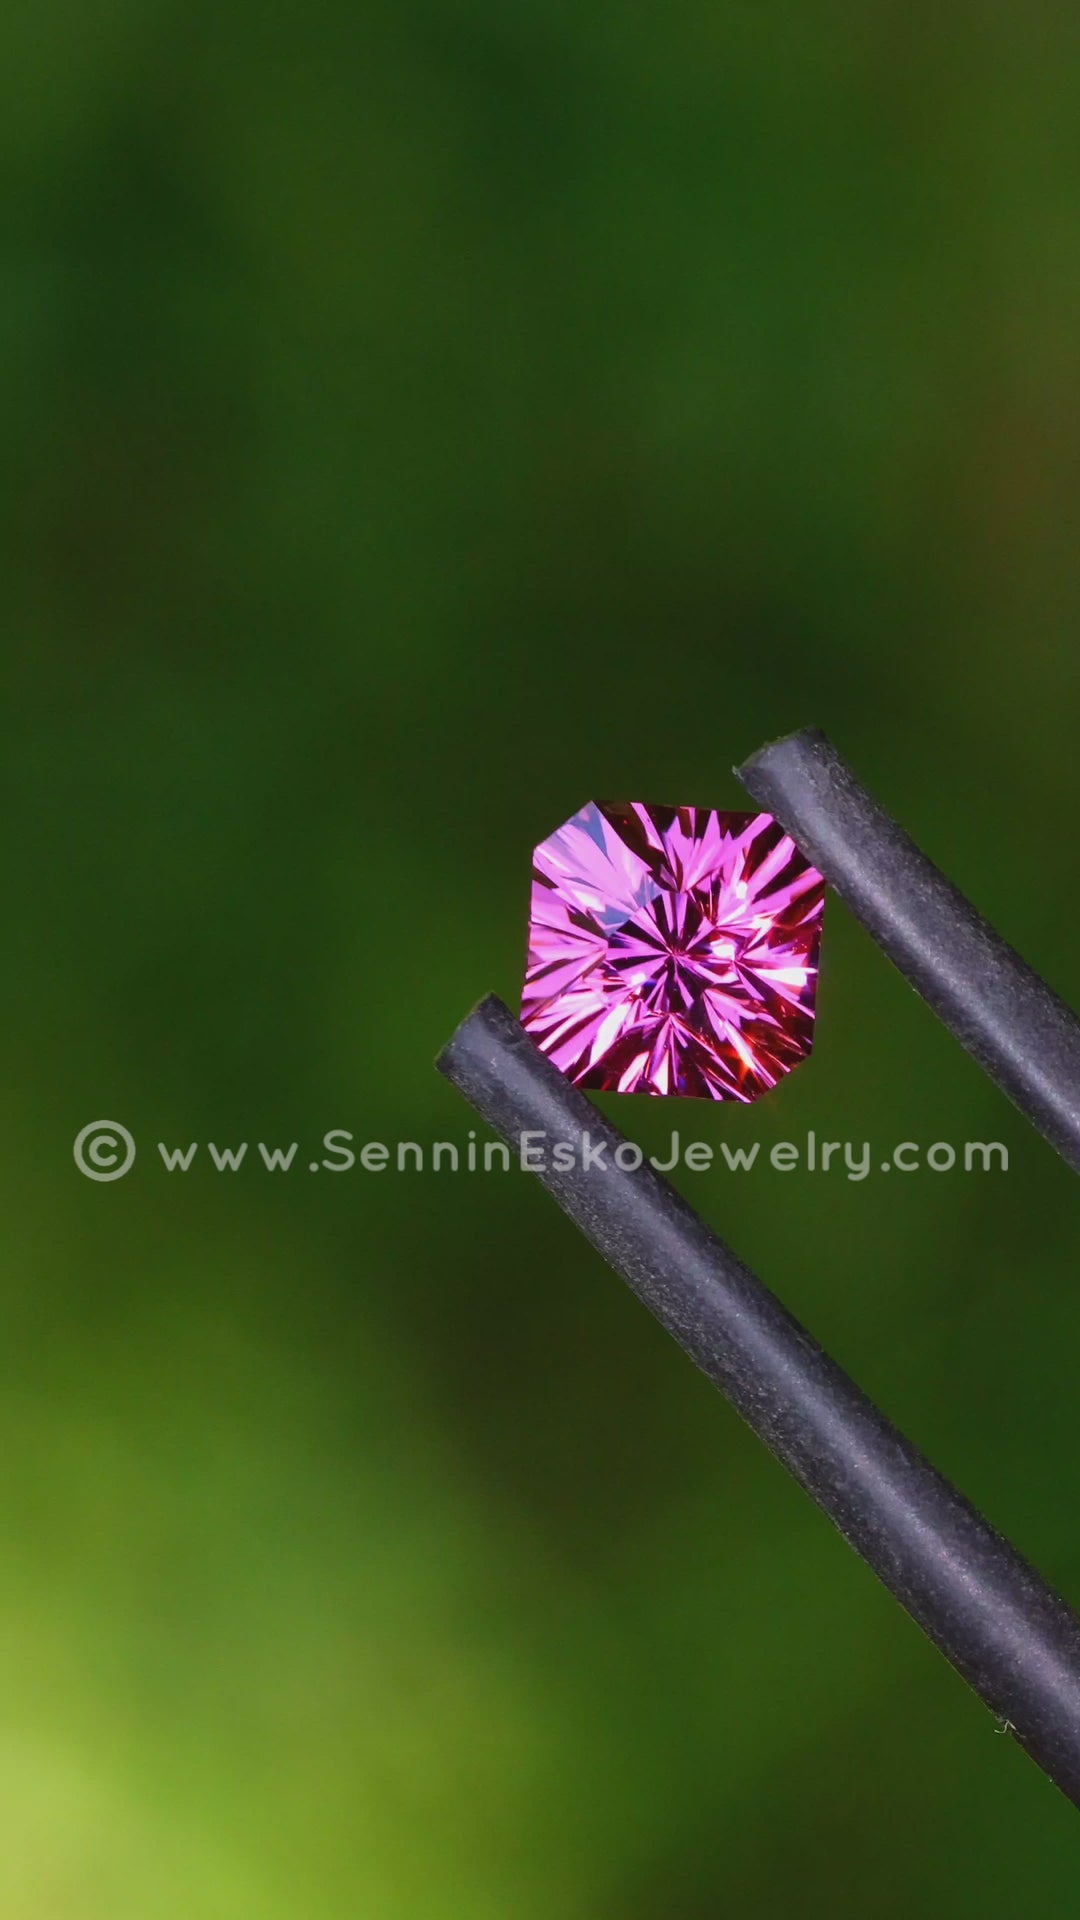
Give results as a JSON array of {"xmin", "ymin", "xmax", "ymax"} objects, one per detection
[{"xmin": 436, "ymin": 731, "xmax": 1080, "ymax": 1808}]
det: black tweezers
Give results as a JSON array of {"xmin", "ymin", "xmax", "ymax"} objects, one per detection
[{"xmin": 436, "ymin": 727, "xmax": 1080, "ymax": 1807}]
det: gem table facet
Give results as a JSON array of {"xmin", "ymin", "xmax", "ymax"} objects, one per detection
[{"xmin": 521, "ymin": 803, "xmax": 825, "ymax": 1101}]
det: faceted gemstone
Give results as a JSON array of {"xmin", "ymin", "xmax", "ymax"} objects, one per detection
[{"xmin": 521, "ymin": 803, "xmax": 825, "ymax": 1101}]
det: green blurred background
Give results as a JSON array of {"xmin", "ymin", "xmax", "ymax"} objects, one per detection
[{"xmin": 7, "ymin": 2, "xmax": 1080, "ymax": 1912}]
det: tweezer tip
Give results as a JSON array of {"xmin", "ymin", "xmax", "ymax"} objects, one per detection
[
  {"xmin": 735, "ymin": 725, "xmax": 830, "ymax": 786},
  {"xmin": 435, "ymin": 992, "xmax": 517, "ymax": 1081}
]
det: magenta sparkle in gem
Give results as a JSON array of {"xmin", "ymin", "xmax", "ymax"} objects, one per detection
[{"xmin": 520, "ymin": 802, "xmax": 825, "ymax": 1101}]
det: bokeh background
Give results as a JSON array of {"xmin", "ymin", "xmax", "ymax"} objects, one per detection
[{"xmin": 8, "ymin": 3, "xmax": 1080, "ymax": 1913}]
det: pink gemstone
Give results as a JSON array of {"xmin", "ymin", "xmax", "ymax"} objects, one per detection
[{"xmin": 521, "ymin": 804, "xmax": 825, "ymax": 1101}]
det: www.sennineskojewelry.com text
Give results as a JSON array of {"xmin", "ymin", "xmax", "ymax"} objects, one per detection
[{"xmin": 72, "ymin": 1122, "xmax": 1009, "ymax": 1183}]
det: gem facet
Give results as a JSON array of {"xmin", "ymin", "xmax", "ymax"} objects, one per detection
[{"xmin": 521, "ymin": 803, "xmax": 825, "ymax": 1101}]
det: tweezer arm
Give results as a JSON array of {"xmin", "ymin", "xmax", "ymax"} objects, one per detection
[
  {"xmin": 437, "ymin": 996, "xmax": 1080, "ymax": 1808},
  {"xmin": 737, "ymin": 727, "xmax": 1080, "ymax": 1172}
]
